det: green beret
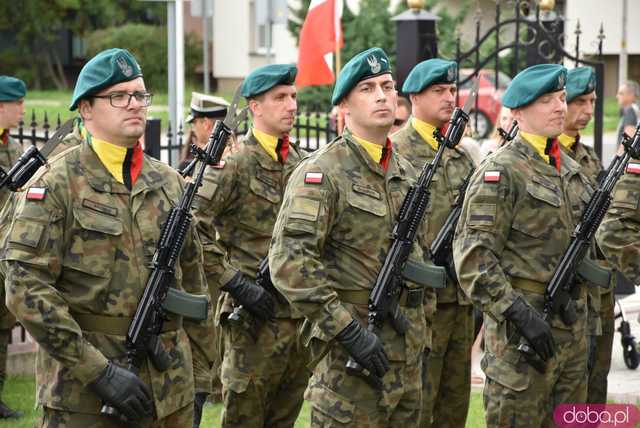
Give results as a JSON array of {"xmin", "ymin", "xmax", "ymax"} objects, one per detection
[
  {"xmin": 566, "ymin": 67, "xmax": 596, "ymax": 103},
  {"xmin": 241, "ymin": 64, "xmax": 297, "ymax": 98},
  {"xmin": 70, "ymin": 48, "xmax": 143, "ymax": 111},
  {"xmin": 0, "ymin": 76, "xmax": 26, "ymax": 101},
  {"xmin": 501, "ymin": 64, "xmax": 567, "ymax": 109},
  {"xmin": 332, "ymin": 47, "xmax": 392, "ymax": 105},
  {"xmin": 402, "ymin": 59, "xmax": 457, "ymax": 94}
]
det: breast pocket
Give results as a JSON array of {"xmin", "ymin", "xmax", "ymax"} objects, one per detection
[
  {"xmin": 511, "ymin": 179, "xmax": 562, "ymax": 240},
  {"xmin": 333, "ymin": 185, "xmax": 388, "ymax": 250},
  {"xmin": 64, "ymin": 207, "xmax": 122, "ymax": 279}
]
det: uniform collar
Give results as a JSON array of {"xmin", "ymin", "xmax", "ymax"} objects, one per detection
[
  {"xmin": 558, "ymin": 133, "xmax": 578, "ymax": 150},
  {"xmin": 252, "ymin": 127, "xmax": 289, "ymax": 163},
  {"xmin": 0, "ymin": 129, "xmax": 7, "ymax": 145},
  {"xmin": 520, "ymin": 131, "xmax": 561, "ymax": 171},
  {"xmin": 411, "ymin": 117, "xmax": 440, "ymax": 151},
  {"xmin": 343, "ymin": 128, "xmax": 398, "ymax": 177},
  {"xmin": 350, "ymin": 130, "xmax": 392, "ymax": 172}
]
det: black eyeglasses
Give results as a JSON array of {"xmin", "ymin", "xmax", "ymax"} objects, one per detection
[
  {"xmin": 393, "ymin": 118, "xmax": 406, "ymax": 127},
  {"xmin": 93, "ymin": 91, "xmax": 153, "ymax": 108}
]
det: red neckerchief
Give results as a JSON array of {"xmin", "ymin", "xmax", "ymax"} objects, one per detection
[
  {"xmin": 545, "ymin": 138, "xmax": 562, "ymax": 172},
  {"xmin": 380, "ymin": 138, "xmax": 392, "ymax": 172},
  {"xmin": 276, "ymin": 135, "xmax": 290, "ymax": 164},
  {"xmin": 0, "ymin": 130, "xmax": 8, "ymax": 145}
]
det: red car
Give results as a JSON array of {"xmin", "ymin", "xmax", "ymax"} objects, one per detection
[{"xmin": 457, "ymin": 69, "xmax": 512, "ymax": 138}]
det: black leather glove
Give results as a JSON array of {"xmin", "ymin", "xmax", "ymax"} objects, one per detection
[
  {"xmin": 336, "ymin": 320, "xmax": 390, "ymax": 378},
  {"xmin": 89, "ymin": 362, "xmax": 152, "ymax": 422},
  {"xmin": 504, "ymin": 296, "xmax": 556, "ymax": 361},
  {"xmin": 222, "ymin": 271, "xmax": 275, "ymax": 321}
]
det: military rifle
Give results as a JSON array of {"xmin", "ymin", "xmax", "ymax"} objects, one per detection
[
  {"xmin": 0, "ymin": 119, "xmax": 75, "ymax": 191},
  {"xmin": 429, "ymin": 120, "xmax": 518, "ymax": 280},
  {"xmin": 100, "ymin": 85, "xmax": 248, "ymax": 422},
  {"xmin": 518, "ymin": 123, "xmax": 640, "ymax": 373},
  {"xmin": 345, "ymin": 78, "xmax": 480, "ymax": 389}
]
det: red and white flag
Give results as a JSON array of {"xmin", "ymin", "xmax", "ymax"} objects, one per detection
[{"xmin": 296, "ymin": 0, "xmax": 343, "ymax": 87}]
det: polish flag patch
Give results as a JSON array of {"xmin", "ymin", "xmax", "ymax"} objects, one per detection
[
  {"xmin": 211, "ymin": 161, "xmax": 226, "ymax": 169},
  {"xmin": 484, "ymin": 171, "xmax": 501, "ymax": 182},
  {"xmin": 26, "ymin": 187, "xmax": 47, "ymax": 200},
  {"xmin": 304, "ymin": 172, "xmax": 324, "ymax": 184},
  {"xmin": 627, "ymin": 163, "xmax": 640, "ymax": 175}
]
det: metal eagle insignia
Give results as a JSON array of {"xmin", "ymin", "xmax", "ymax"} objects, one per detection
[
  {"xmin": 367, "ymin": 55, "xmax": 381, "ymax": 74},
  {"xmin": 116, "ymin": 57, "xmax": 133, "ymax": 77},
  {"xmin": 447, "ymin": 66, "xmax": 456, "ymax": 82},
  {"xmin": 557, "ymin": 73, "xmax": 565, "ymax": 89}
]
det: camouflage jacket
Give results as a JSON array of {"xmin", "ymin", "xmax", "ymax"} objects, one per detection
[
  {"xmin": 453, "ymin": 135, "xmax": 593, "ymax": 336},
  {"xmin": 1, "ymin": 134, "xmax": 215, "ymax": 418},
  {"xmin": 596, "ymin": 170, "xmax": 640, "ymax": 283},
  {"xmin": 0, "ymin": 133, "xmax": 24, "ymax": 209},
  {"xmin": 392, "ymin": 121, "xmax": 474, "ymax": 305},
  {"xmin": 269, "ymin": 129, "xmax": 435, "ymax": 367},
  {"xmin": 560, "ymin": 139, "xmax": 602, "ymax": 185},
  {"xmin": 192, "ymin": 131, "xmax": 306, "ymax": 319}
]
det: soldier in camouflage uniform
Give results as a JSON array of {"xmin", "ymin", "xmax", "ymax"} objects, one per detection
[
  {"xmin": 0, "ymin": 75, "xmax": 26, "ymax": 419},
  {"xmin": 453, "ymin": 64, "xmax": 593, "ymax": 427},
  {"xmin": 192, "ymin": 63, "xmax": 310, "ymax": 428},
  {"xmin": 560, "ymin": 66, "xmax": 614, "ymax": 404},
  {"xmin": 597, "ymin": 167, "xmax": 640, "ymax": 281},
  {"xmin": 392, "ymin": 59, "xmax": 475, "ymax": 428},
  {"xmin": 269, "ymin": 47, "xmax": 435, "ymax": 428},
  {"xmin": 0, "ymin": 48, "xmax": 216, "ymax": 427}
]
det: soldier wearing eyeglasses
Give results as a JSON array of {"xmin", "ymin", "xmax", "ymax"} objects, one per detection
[{"xmin": 1, "ymin": 48, "xmax": 215, "ymax": 426}]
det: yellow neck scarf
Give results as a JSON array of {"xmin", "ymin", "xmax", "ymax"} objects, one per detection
[
  {"xmin": 80, "ymin": 124, "xmax": 143, "ymax": 188},
  {"xmin": 352, "ymin": 134, "xmax": 384, "ymax": 163},
  {"xmin": 253, "ymin": 128, "xmax": 279, "ymax": 161},
  {"xmin": 520, "ymin": 131, "xmax": 552, "ymax": 163},
  {"xmin": 412, "ymin": 117, "xmax": 439, "ymax": 151},
  {"xmin": 558, "ymin": 133, "xmax": 578, "ymax": 150}
]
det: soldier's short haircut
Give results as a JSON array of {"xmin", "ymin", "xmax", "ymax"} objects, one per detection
[{"xmin": 623, "ymin": 80, "xmax": 640, "ymax": 98}]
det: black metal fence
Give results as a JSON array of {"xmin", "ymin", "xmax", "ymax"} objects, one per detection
[{"xmin": 10, "ymin": 109, "xmax": 338, "ymax": 167}]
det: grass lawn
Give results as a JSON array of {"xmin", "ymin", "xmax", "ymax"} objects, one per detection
[{"xmin": 0, "ymin": 376, "xmax": 489, "ymax": 427}]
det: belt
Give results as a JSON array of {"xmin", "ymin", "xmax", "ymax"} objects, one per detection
[
  {"xmin": 72, "ymin": 313, "xmax": 183, "ymax": 336},
  {"xmin": 510, "ymin": 278, "xmax": 546, "ymax": 295},
  {"xmin": 337, "ymin": 287, "xmax": 424, "ymax": 308}
]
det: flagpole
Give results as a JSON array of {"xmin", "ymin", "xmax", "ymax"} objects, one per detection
[{"xmin": 336, "ymin": 44, "xmax": 345, "ymax": 134}]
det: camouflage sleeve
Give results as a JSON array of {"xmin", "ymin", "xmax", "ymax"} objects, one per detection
[
  {"xmin": 192, "ymin": 160, "xmax": 241, "ymax": 290},
  {"xmin": 452, "ymin": 163, "xmax": 520, "ymax": 322},
  {"xmin": 1, "ymin": 180, "xmax": 108, "ymax": 386},
  {"xmin": 174, "ymin": 174, "xmax": 217, "ymax": 393},
  {"xmin": 269, "ymin": 162, "xmax": 353, "ymax": 341},
  {"xmin": 596, "ymin": 173, "xmax": 640, "ymax": 283}
]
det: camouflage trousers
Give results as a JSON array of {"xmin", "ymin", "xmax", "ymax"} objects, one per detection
[
  {"xmin": 483, "ymin": 332, "xmax": 588, "ymax": 428},
  {"xmin": 0, "ymin": 328, "xmax": 10, "ymax": 398},
  {"xmin": 307, "ymin": 342, "xmax": 423, "ymax": 428},
  {"xmin": 37, "ymin": 403, "xmax": 193, "ymax": 428},
  {"xmin": 420, "ymin": 303, "xmax": 473, "ymax": 428},
  {"xmin": 220, "ymin": 317, "xmax": 310, "ymax": 428},
  {"xmin": 587, "ymin": 290, "xmax": 615, "ymax": 403}
]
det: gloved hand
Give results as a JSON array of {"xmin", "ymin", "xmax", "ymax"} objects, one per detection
[
  {"xmin": 504, "ymin": 296, "xmax": 556, "ymax": 361},
  {"xmin": 336, "ymin": 320, "xmax": 390, "ymax": 378},
  {"xmin": 89, "ymin": 362, "xmax": 152, "ymax": 422},
  {"xmin": 222, "ymin": 271, "xmax": 275, "ymax": 321}
]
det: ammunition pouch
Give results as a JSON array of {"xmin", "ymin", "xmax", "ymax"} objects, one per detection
[{"xmin": 402, "ymin": 259, "xmax": 447, "ymax": 289}]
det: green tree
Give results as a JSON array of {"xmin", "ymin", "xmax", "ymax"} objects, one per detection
[
  {"xmin": 85, "ymin": 24, "xmax": 202, "ymax": 93},
  {"xmin": 0, "ymin": 0, "xmax": 164, "ymax": 90}
]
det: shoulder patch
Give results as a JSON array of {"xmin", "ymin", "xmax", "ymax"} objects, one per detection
[
  {"xmin": 484, "ymin": 171, "xmax": 501, "ymax": 182},
  {"xmin": 626, "ymin": 163, "xmax": 640, "ymax": 175},
  {"xmin": 304, "ymin": 172, "xmax": 324, "ymax": 184},
  {"xmin": 26, "ymin": 187, "xmax": 47, "ymax": 201}
]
